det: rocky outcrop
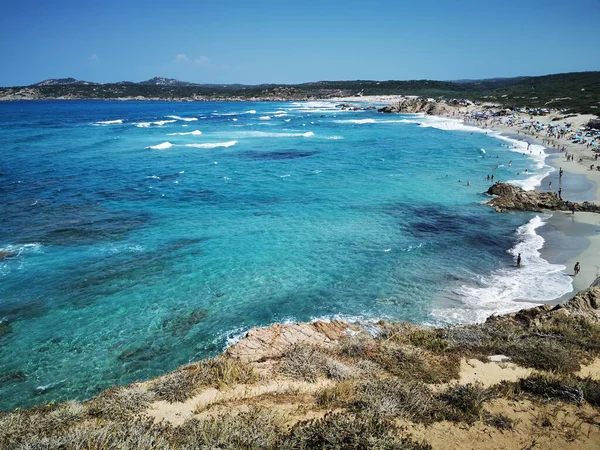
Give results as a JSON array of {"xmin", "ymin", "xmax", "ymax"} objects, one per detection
[
  {"xmin": 486, "ymin": 182, "xmax": 600, "ymax": 213},
  {"xmin": 225, "ymin": 320, "xmax": 360, "ymax": 362},
  {"xmin": 378, "ymin": 98, "xmax": 457, "ymax": 115},
  {"xmin": 0, "ymin": 250, "xmax": 15, "ymax": 260},
  {"xmin": 336, "ymin": 103, "xmax": 377, "ymax": 111},
  {"xmin": 488, "ymin": 282, "xmax": 600, "ymax": 328}
]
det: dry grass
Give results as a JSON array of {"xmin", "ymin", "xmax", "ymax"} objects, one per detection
[
  {"xmin": 87, "ymin": 384, "xmax": 156, "ymax": 420},
  {"xmin": 280, "ymin": 345, "xmax": 328, "ymax": 382},
  {"xmin": 315, "ymin": 380, "xmax": 357, "ymax": 408},
  {"xmin": 173, "ymin": 406, "xmax": 283, "ymax": 449},
  {"xmin": 353, "ymin": 379, "xmax": 443, "ymax": 424},
  {"xmin": 281, "ymin": 412, "xmax": 432, "ymax": 450},
  {"xmin": 150, "ymin": 356, "xmax": 258, "ymax": 403},
  {"xmin": 374, "ymin": 344, "xmax": 460, "ymax": 384}
]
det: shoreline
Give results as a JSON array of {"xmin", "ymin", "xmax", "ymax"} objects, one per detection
[
  {"xmin": 438, "ymin": 105, "xmax": 600, "ymax": 299},
  {"xmin": 335, "ymin": 94, "xmax": 600, "ymax": 310},
  {"xmin": 461, "ymin": 111, "xmax": 600, "ymax": 296}
]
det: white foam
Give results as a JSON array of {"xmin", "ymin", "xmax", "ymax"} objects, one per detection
[
  {"xmin": 431, "ymin": 215, "xmax": 572, "ymax": 325},
  {"xmin": 232, "ymin": 118, "xmax": 238, "ymax": 122},
  {"xmin": 167, "ymin": 115, "xmax": 198, "ymax": 122},
  {"xmin": 334, "ymin": 118, "xmax": 376, "ymax": 124},
  {"xmin": 489, "ymin": 133, "xmax": 553, "ymax": 190},
  {"xmin": 0, "ymin": 243, "xmax": 43, "ymax": 256},
  {"xmin": 259, "ymin": 116, "xmax": 271, "ymax": 120},
  {"xmin": 284, "ymin": 119, "xmax": 291, "ymax": 122},
  {"xmin": 102, "ymin": 244, "xmax": 145, "ymax": 255},
  {"xmin": 274, "ymin": 113, "xmax": 288, "ymax": 117},
  {"xmin": 223, "ymin": 131, "xmax": 314, "ymax": 138},
  {"xmin": 153, "ymin": 120, "xmax": 177, "ymax": 126},
  {"xmin": 94, "ymin": 119, "xmax": 123, "ymax": 125},
  {"xmin": 326, "ymin": 135, "xmax": 344, "ymax": 140},
  {"xmin": 135, "ymin": 120, "xmax": 177, "ymax": 127},
  {"xmin": 147, "ymin": 142, "xmax": 174, "ymax": 150},
  {"xmin": 185, "ymin": 140, "xmax": 238, "ymax": 149},
  {"xmin": 0, "ymin": 243, "xmax": 43, "ymax": 275},
  {"xmin": 167, "ymin": 130, "xmax": 202, "ymax": 136}
]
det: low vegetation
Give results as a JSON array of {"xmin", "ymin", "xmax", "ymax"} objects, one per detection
[{"xmin": 2, "ymin": 302, "xmax": 600, "ymax": 448}]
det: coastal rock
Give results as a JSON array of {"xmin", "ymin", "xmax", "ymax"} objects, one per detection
[
  {"xmin": 377, "ymin": 98, "xmax": 458, "ymax": 116},
  {"xmin": 486, "ymin": 182, "xmax": 600, "ymax": 213},
  {"xmin": 488, "ymin": 283, "xmax": 600, "ymax": 327},
  {"xmin": 226, "ymin": 320, "xmax": 359, "ymax": 362},
  {"xmin": 0, "ymin": 250, "xmax": 16, "ymax": 260}
]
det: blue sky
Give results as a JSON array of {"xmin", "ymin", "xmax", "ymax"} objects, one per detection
[{"xmin": 1, "ymin": 0, "xmax": 599, "ymax": 86}]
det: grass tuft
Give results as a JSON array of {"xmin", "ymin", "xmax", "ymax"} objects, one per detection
[
  {"xmin": 439, "ymin": 383, "xmax": 493, "ymax": 424},
  {"xmin": 282, "ymin": 412, "xmax": 432, "ymax": 450},
  {"xmin": 280, "ymin": 345, "xmax": 328, "ymax": 382}
]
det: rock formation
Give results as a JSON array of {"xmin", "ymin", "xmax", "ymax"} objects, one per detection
[
  {"xmin": 486, "ymin": 182, "xmax": 600, "ymax": 213},
  {"xmin": 378, "ymin": 97, "xmax": 458, "ymax": 115},
  {"xmin": 488, "ymin": 283, "xmax": 600, "ymax": 328},
  {"xmin": 226, "ymin": 320, "xmax": 360, "ymax": 362}
]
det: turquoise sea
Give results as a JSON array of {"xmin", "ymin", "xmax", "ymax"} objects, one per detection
[{"xmin": 0, "ymin": 100, "xmax": 574, "ymax": 409}]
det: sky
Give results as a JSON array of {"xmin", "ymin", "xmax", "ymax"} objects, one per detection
[{"xmin": 1, "ymin": 0, "xmax": 599, "ymax": 86}]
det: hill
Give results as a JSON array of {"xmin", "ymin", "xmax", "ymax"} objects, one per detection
[{"xmin": 1, "ymin": 71, "xmax": 599, "ymax": 114}]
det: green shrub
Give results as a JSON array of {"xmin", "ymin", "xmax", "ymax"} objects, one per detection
[
  {"xmin": 507, "ymin": 339, "xmax": 580, "ymax": 373},
  {"xmin": 519, "ymin": 373, "xmax": 584, "ymax": 403},
  {"xmin": 439, "ymin": 383, "xmax": 492, "ymax": 424},
  {"xmin": 282, "ymin": 412, "xmax": 432, "ymax": 450}
]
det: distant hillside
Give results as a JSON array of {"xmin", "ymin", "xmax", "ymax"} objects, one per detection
[
  {"xmin": 139, "ymin": 77, "xmax": 200, "ymax": 87},
  {"xmin": 3, "ymin": 71, "xmax": 599, "ymax": 114},
  {"xmin": 32, "ymin": 78, "xmax": 99, "ymax": 86}
]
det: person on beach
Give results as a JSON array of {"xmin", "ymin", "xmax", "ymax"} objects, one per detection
[
  {"xmin": 549, "ymin": 181, "xmax": 552, "ymax": 190},
  {"xmin": 558, "ymin": 187, "xmax": 562, "ymax": 199},
  {"xmin": 571, "ymin": 203, "xmax": 577, "ymax": 214},
  {"xmin": 574, "ymin": 262, "xmax": 581, "ymax": 276},
  {"xmin": 517, "ymin": 253, "xmax": 522, "ymax": 268},
  {"xmin": 559, "ymin": 167, "xmax": 564, "ymax": 179}
]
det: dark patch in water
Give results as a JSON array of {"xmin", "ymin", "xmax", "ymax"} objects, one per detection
[
  {"xmin": 0, "ymin": 321, "xmax": 12, "ymax": 338},
  {"xmin": 58, "ymin": 237, "xmax": 206, "ymax": 309},
  {"xmin": 161, "ymin": 308, "xmax": 208, "ymax": 336},
  {"xmin": 243, "ymin": 151, "xmax": 317, "ymax": 160},
  {"xmin": 0, "ymin": 297, "xmax": 47, "ymax": 322},
  {"xmin": 40, "ymin": 212, "xmax": 150, "ymax": 246},
  {"xmin": 0, "ymin": 371, "xmax": 26, "ymax": 387}
]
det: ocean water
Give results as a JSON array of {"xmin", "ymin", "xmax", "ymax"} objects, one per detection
[{"xmin": 0, "ymin": 100, "xmax": 574, "ymax": 409}]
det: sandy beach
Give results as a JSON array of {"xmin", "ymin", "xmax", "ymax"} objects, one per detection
[
  {"xmin": 457, "ymin": 107, "xmax": 600, "ymax": 295},
  {"xmin": 364, "ymin": 95, "xmax": 600, "ymax": 298}
]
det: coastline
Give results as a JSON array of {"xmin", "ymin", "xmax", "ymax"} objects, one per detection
[
  {"xmin": 462, "ymin": 110, "xmax": 600, "ymax": 297},
  {"xmin": 335, "ymin": 94, "xmax": 600, "ymax": 308}
]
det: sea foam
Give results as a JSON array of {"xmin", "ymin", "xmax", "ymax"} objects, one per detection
[
  {"xmin": 185, "ymin": 140, "xmax": 238, "ymax": 149},
  {"xmin": 147, "ymin": 142, "xmax": 174, "ymax": 150},
  {"xmin": 431, "ymin": 215, "xmax": 572, "ymax": 325},
  {"xmin": 224, "ymin": 131, "xmax": 314, "ymax": 138},
  {"xmin": 94, "ymin": 119, "xmax": 123, "ymax": 125},
  {"xmin": 167, "ymin": 130, "xmax": 203, "ymax": 136},
  {"xmin": 167, "ymin": 115, "xmax": 198, "ymax": 122}
]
